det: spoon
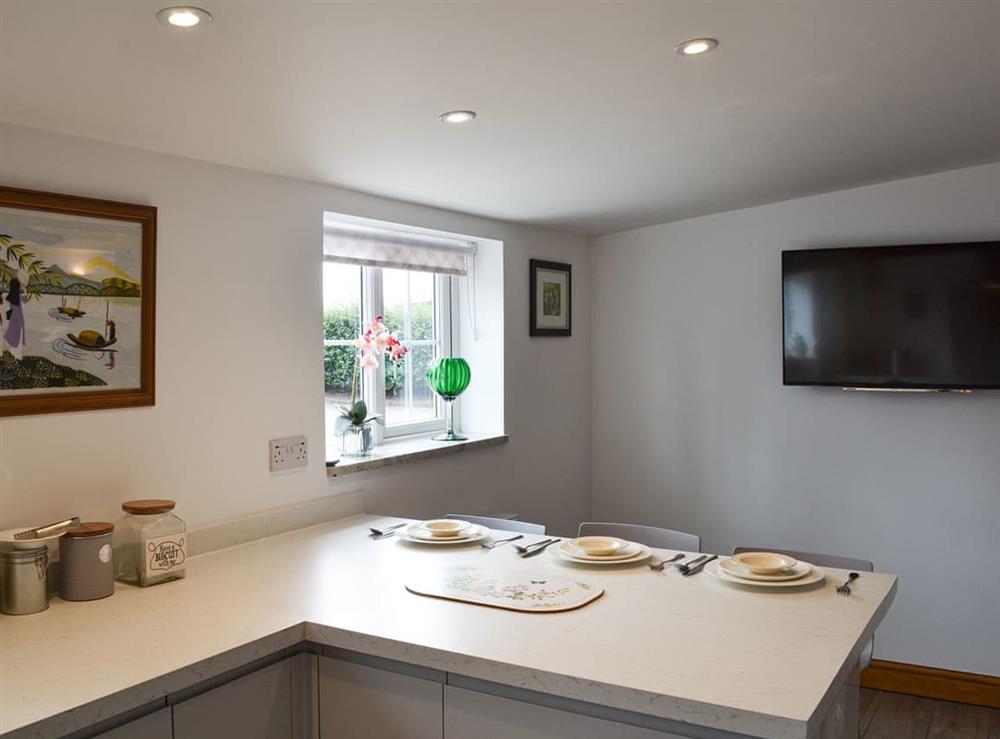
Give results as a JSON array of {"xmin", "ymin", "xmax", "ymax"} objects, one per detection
[{"xmin": 648, "ymin": 553, "xmax": 685, "ymax": 571}]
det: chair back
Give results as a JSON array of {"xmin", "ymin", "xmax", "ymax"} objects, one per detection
[
  {"xmin": 444, "ymin": 514, "xmax": 545, "ymax": 535},
  {"xmin": 578, "ymin": 522, "xmax": 700, "ymax": 551}
]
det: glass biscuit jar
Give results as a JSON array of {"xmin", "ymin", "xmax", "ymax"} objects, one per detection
[{"xmin": 113, "ymin": 499, "xmax": 187, "ymax": 586}]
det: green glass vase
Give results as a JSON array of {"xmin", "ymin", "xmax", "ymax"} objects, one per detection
[{"xmin": 425, "ymin": 357, "xmax": 471, "ymax": 441}]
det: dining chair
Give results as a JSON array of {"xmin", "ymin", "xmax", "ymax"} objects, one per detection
[
  {"xmin": 732, "ymin": 546, "xmax": 875, "ymax": 669},
  {"xmin": 444, "ymin": 514, "xmax": 546, "ymax": 535},
  {"xmin": 577, "ymin": 522, "xmax": 700, "ymax": 552}
]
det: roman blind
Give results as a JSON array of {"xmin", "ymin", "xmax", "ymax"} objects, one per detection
[{"xmin": 323, "ymin": 221, "xmax": 476, "ymax": 276}]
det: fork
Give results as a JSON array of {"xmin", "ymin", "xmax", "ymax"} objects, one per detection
[
  {"xmin": 482, "ymin": 534, "xmax": 524, "ymax": 549},
  {"xmin": 837, "ymin": 572, "xmax": 860, "ymax": 595},
  {"xmin": 648, "ymin": 553, "xmax": 685, "ymax": 571}
]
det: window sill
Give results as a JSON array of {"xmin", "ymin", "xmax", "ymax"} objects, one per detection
[{"xmin": 326, "ymin": 432, "xmax": 509, "ymax": 477}]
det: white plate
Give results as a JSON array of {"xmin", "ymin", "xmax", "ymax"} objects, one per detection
[
  {"xmin": 706, "ymin": 559, "xmax": 825, "ymax": 588},
  {"xmin": 406, "ymin": 520, "xmax": 474, "ymax": 541},
  {"xmin": 559, "ymin": 540, "xmax": 642, "ymax": 561},
  {"xmin": 0, "ymin": 527, "xmax": 67, "ymax": 550},
  {"xmin": 398, "ymin": 523, "xmax": 490, "ymax": 545},
  {"xmin": 551, "ymin": 542, "xmax": 652, "ymax": 566},
  {"xmin": 719, "ymin": 557, "xmax": 812, "ymax": 582}
]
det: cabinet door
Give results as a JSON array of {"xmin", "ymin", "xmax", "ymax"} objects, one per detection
[
  {"xmin": 318, "ymin": 656, "xmax": 442, "ymax": 739},
  {"xmin": 94, "ymin": 708, "xmax": 172, "ymax": 739},
  {"xmin": 444, "ymin": 686, "xmax": 684, "ymax": 739},
  {"xmin": 173, "ymin": 658, "xmax": 293, "ymax": 739}
]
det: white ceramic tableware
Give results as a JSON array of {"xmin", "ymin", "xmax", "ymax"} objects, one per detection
[
  {"xmin": 572, "ymin": 536, "xmax": 627, "ymax": 557},
  {"xmin": 398, "ymin": 523, "xmax": 490, "ymax": 545},
  {"xmin": 552, "ymin": 542, "xmax": 651, "ymax": 566},
  {"xmin": 559, "ymin": 540, "xmax": 641, "ymax": 562},
  {"xmin": 421, "ymin": 519, "xmax": 470, "ymax": 538},
  {"xmin": 706, "ymin": 559, "xmax": 825, "ymax": 588},
  {"xmin": 719, "ymin": 557, "xmax": 812, "ymax": 582},
  {"xmin": 731, "ymin": 551, "xmax": 798, "ymax": 575}
]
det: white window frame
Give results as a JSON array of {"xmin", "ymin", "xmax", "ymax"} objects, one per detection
[{"xmin": 324, "ymin": 265, "xmax": 453, "ymax": 442}]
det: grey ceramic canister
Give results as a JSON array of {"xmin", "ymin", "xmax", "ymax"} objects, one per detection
[{"xmin": 60, "ymin": 522, "xmax": 115, "ymax": 601}]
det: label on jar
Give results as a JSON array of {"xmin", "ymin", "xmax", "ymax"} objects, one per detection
[
  {"xmin": 143, "ymin": 534, "xmax": 187, "ymax": 576},
  {"xmin": 98, "ymin": 544, "xmax": 112, "ymax": 564}
]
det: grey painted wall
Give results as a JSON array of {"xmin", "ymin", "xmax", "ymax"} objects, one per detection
[{"xmin": 592, "ymin": 162, "xmax": 1000, "ymax": 675}]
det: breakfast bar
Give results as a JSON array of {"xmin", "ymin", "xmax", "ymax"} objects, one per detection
[{"xmin": 0, "ymin": 515, "xmax": 897, "ymax": 739}]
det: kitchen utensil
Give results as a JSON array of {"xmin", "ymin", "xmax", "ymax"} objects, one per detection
[
  {"xmin": 514, "ymin": 538, "xmax": 557, "ymax": 554},
  {"xmin": 520, "ymin": 539, "xmax": 561, "ymax": 558},
  {"xmin": 369, "ymin": 523, "xmax": 407, "ymax": 537},
  {"xmin": 682, "ymin": 554, "xmax": 718, "ymax": 576},
  {"xmin": 837, "ymin": 572, "xmax": 860, "ymax": 595},
  {"xmin": 13, "ymin": 517, "xmax": 80, "ymax": 541},
  {"xmin": 482, "ymin": 534, "xmax": 524, "ymax": 549},
  {"xmin": 649, "ymin": 553, "xmax": 685, "ymax": 571},
  {"xmin": 676, "ymin": 555, "xmax": 708, "ymax": 574}
]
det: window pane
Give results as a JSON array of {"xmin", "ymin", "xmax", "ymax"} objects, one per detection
[
  {"xmin": 323, "ymin": 262, "xmax": 361, "ymax": 427},
  {"xmin": 382, "ymin": 268, "xmax": 440, "ymax": 427},
  {"xmin": 382, "ymin": 268, "xmax": 435, "ymax": 341},
  {"xmin": 323, "ymin": 262, "xmax": 361, "ymax": 339}
]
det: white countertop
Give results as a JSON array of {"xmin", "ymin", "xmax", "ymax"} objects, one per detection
[{"xmin": 0, "ymin": 515, "xmax": 896, "ymax": 739}]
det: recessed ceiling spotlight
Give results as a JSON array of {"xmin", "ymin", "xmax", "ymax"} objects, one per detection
[
  {"xmin": 156, "ymin": 6, "xmax": 213, "ymax": 28},
  {"xmin": 439, "ymin": 110, "xmax": 477, "ymax": 124},
  {"xmin": 674, "ymin": 38, "xmax": 718, "ymax": 57}
]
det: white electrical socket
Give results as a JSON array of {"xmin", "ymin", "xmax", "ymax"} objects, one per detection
[{"xmin": 269, "ymin": 435, "xmax": 308, "ymax": 472}]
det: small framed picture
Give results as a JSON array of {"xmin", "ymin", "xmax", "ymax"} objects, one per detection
[{"xmin": 530, "ymin": 259, "xmax": 571, "ymax": 336}]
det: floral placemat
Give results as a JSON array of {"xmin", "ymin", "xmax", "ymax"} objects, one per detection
[{"xmin": 405, "ymin": 566, "xmax": 603, "ymax": 613}]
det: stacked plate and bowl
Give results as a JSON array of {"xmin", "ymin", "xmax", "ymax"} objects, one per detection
[
  {"xmin": 705, "ymin": 552, "xmax": 825, "ymax": 588},
  {"xmin": 550, "ymin": 536, "xmax": 651, "ymax": 566},
  {"xmin": 396, "ymin": 519, "xmax": 491, "ymax": 545}
]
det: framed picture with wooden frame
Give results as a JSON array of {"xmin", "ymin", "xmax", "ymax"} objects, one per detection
[
  {"xmin": 530, "ymin": 258, "xmax": 572, "ymax": 337},
  {"xmin": 0, "ymin": 186, "xmax": 156, "ymax": 417}
]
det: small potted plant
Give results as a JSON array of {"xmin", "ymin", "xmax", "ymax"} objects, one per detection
[{"xmin": 336, "ymin": 315, "xmax": 408, "ymax": 457}]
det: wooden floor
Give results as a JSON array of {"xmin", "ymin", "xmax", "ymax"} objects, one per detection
[{"xmin": 861, "ymin": 688, "xmax": 1000, "ymax": 738}]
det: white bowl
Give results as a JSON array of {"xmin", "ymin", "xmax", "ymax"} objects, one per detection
[
  {"xmin": 732, "ymin": 551, "xmax": 798, "ymax": 575},
  {"xmin": 422, "ymin": 520, "xmax": 469, "ymax": 538},
  {"xmin": 573, "ymin": 536, "xmax": 627, "ymax": 557}
]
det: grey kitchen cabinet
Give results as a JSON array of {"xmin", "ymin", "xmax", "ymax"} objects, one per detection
[
  {"xmin": 92, "ymin": 708, "xmax": 172, "ymax": 739},
  {"xmin": 172, "ymin": 658, "xmax": 293, "ymax": 739},
  {"xmin": 443, "ymin": 686, "xmax": 685, "ymax": 739},
  {"xmin": 318, "ymin": 655, "xmax": 443, "ymax": 739}
]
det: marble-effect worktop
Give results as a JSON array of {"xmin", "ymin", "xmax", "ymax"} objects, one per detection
[{"xmin": 0, "ymin": 515, "xmax": 896, "ymax": 739}]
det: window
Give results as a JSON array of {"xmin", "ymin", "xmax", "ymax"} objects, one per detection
[{"xmin": 324, "ymin": 218, "xmax": 473, "ymax": 450}]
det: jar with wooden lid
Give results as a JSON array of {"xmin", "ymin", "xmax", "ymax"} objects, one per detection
[
  {"xmin": 113, "ymin": 499, "xmax": 187, "ymax": 586},
  {"xmin": 60, "ymin": 522, "xmax": 114, "ymax": 601}
]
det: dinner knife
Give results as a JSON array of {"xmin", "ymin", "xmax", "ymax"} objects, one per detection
[
  {"xmin": 682, "ymin": 554, "xmax": 718, "ymax": 576},
  {"xmin": 520, "ymin": 538, "xmax": 560, "ymax": 558}
]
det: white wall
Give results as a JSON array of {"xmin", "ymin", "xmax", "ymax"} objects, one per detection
[
  {"xmin": 0, "ymin": 123, "xmax": 591, "ymax": 536},
  {"xmin": 592, "ymin": 162, "xmax": 1000, "ymax": 676}
]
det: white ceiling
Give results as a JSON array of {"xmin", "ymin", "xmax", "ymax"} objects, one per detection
[{"xmin": 2, "ymin": 1, "xmax": 999, "ymax": 235}]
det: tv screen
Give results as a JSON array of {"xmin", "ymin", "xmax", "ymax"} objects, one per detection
[{"xmin": 782, "ymin": 242, "xmax": 1000, "ymax": 390}]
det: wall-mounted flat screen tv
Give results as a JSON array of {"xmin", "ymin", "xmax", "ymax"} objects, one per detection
[{"xmin": 783, "ymin": 241, "xmax": 1000, "ymax": 390}]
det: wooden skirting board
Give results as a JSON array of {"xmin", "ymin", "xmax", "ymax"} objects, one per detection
[{"xmin": 861, "ymin": 659, "xmax": 1000, "ymax": 709}]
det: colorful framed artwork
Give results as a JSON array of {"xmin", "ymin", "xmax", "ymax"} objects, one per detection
[
  {"xmin": 530, "ymin": 258, "xmax": 571, "ymax": 336},
  {"xmin": 0, "ymin": 187, "xmax": 156, "ymax": 417}
]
